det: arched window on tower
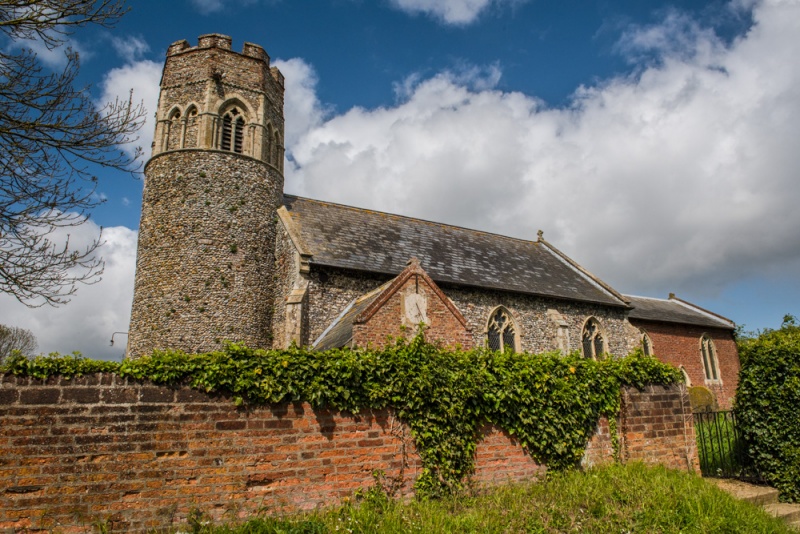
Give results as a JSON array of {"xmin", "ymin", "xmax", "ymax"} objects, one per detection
[
  {"xmin": 166, "ymin": 108, "xmax": 182, "ymax": 151},
  {"xmin": 700, "ymin": 334, "xmax": 720, "ymax": 382},
  {"xmin": 265, "ymin": 123, "xmax": 273, "ymax": 164},
  {"xmin": 183, "ymin": 105, "xmax": 199, "ymax": 149},
  {"xmin": 487, "ymin": 307, "xmax": 518, "ymax": 353},
  {"xmin": 582, "ymin": 318, "xmax": 606, "ymax": 360},
  {"xmin": 273, "ymin": 130, "xmax": 281, "ymax": 167},
  {"xmin": 220, "ymin": 108, "xmax": 246, "ymax": 154}
]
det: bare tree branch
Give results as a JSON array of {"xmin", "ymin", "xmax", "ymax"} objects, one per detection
[{"xmin": 0, "ymin": 0, "xmax": 145, "ymax": 306}]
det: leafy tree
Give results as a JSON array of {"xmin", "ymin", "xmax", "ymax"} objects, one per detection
[
  {"xmin": 735, "ymin": 314, "xmax": 800, "ymax": 501},
  {"xmin": 0, "ymin": 0, "xmax": 146, "ymax": 306},
  {"xmin": 0, "ymin": 324, "xmax": 38, "ymax": 364}
]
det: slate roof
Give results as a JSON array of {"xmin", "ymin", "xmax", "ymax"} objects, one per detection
[
  {"xmin": 281, "ymin": 195, "xmax": 628, "ymax": 307},
  {"xmin": 625, "ymin": 295, "xmax": 735, "ymax": 330}
]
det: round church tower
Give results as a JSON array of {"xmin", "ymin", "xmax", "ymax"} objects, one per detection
[{"xmin": 128, "ymin": 34, "xmax": 285, "ymax": 358}]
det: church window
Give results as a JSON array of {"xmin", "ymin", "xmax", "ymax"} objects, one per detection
[
  {"xmin": 487, "ymin": 307, "xmax": 517, "ymax": 353},
  {"xmin": 220, "ymin": 108, "xmax": 245, "ymax": 154},
  {"xmin": 582, "ymin": 318, "xmax": 606, "ymax": 359},
  {"xmin": 641, "ymin": 330, "xmax": 654, "ymax": 356},
  {"xmin": 700, "ymin": 334, "xmax": 720, "ymax": 382}
]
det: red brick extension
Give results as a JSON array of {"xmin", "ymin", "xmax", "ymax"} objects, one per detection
[
  {"xmin": 0, "ymin": 376, "xmax": 696, "ymax": 533},
  {"xmin": 631, "ymin": 320, "xmax": 739, "ymax": 409}
]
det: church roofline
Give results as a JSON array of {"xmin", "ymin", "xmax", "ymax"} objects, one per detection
[
  {"xmin": 624, "ymin": 293, "xmax": 735, "ymax": 330},
  {"xmin": 281, "ymin": 194, "xmax": 631, "ymax": 308}
]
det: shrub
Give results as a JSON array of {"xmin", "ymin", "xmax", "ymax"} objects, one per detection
[{"xmin": 735, "ymin": 315, "xmax": 800, "ymax": 501}]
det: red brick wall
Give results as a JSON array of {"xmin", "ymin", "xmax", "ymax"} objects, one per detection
[
  {"xmin": 583, "ymin": 385, "xmax": 698, "ymax": 472},
  {"xmin": 630, "ymin": 320, "xmax": 739, "ymax": 409},
  {"xmin": 472, "ymin": 426, "xmax": 545, "ymax": 486},
  {"xmin": 353, "ymin": 275, "xmax": 473, "ymax": 349},
  {"xmin": 0, "ymin": 376, "xmax": 696, "ymax": 532}
]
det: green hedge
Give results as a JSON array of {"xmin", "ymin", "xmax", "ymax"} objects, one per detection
[
  {"xmin": 735, "ymin": 316, "xmax": 800, "ymax": 501},
  {"xmin": 2, "ymin": 338, "xmax": 681, "ymax": 497}
]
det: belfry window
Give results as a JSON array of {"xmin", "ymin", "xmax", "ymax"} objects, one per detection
[
  {"xmin": 582, "ymin": 318, "xmax": 606, "ymax": 360},
  {"xmin": 487, "ymin": 307, "xmax": 517, "ymax": 353},
  {"xmin": 700, "ymin": 334, "xmax": 720, "ymax": 382},
  {"xmin": 221, "ymin": 108, "xmax": 245, "ymax": 153}
]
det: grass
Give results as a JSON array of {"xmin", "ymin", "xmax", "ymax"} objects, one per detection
[{"xmin": 196, "ymin": 463, "xmax": 791, "ymax": 533}]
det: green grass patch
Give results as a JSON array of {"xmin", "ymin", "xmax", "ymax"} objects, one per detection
[{"xmin": 196, "ymin": 464, "xmax": 791, "ymax": 533}]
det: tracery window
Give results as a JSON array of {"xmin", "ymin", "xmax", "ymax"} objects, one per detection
[
  {"xmin": 220, "ymin": 108, "xmax": 245, "ymax": 153},
  {"xmin": 487, "ymin": 307, "xmax": 517, "ymax": 353},
  {"xmin": 582, "ymin": 318, "xmax": 606, "ymax": 360},
  {"xmin": 641, "ymin": 330, "xmax": 654, "ymax": 356},
  {"xmin": 700, "ymin": 334, "xmax": 720, "ymax": 382}
]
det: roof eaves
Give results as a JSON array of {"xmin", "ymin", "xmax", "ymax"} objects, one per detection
[
  {"xmin": 669, "ymin": 295, "xmax": 735, "ymax": 329},
  {"xmin": 309, "ymin": 261, "xmax": 630, "ymax": 308}
]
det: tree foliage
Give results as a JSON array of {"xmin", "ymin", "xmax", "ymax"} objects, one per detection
[
  {"xmin": 735, "ymin": 314, "xmax": 800, "ymax": 502},
  {"xmin": 1, "ymin": 337, "xmax": 681, "ymax": 497},
  {"xmin": 0, "ymin": 0, "xmax": 146, "ymax": 306},
  {"xmin": 0, "ymin": 323, "xmax": 37, "ymax": 363}
]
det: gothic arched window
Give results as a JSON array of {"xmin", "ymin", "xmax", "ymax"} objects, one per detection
[
  {"xmin": 487, "ymin": 307, "xmax": 518, "ymax": 353},
  {"xmin": 641, "ymin": 330, "xmax": 654, "ymax": 356},
  {"xmin": 220, "ymin": 108, "xmax": 245, "ymax": 154},
  {"xmin": 582, "ymin": 318, "xmax": 606, "ymax": 360},
  {"xmin": 165, "ymin": 107, "xmax": 182, "ymax": 151},
  {"xmin": 700, "ymin": 334, "xmax": 720, "ymax": 382}
]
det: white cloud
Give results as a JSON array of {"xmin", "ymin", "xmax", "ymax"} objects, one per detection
[
  {"xmin": 189, "ymin": 0, "xmax": 263, "ymax": 15},
  {"xmin": 9, "ymin": 36, "xmax": 91, "ymax": 69},
  {"xmin": 285, "ymin": 0, "xmax": 800, "ymax": 298},
  {"xmin": 273, "ymin": 58, "xmax": 330, "ymax": 149},
  {"xmin": 111, "ymin": 35, "xmax": 150, "ymax": 63},
  {"xmin": 0, "ymin": 222, "xmax": 137, "ymax": 361},
  {"xmin": 190, "ymin": 0, "xmax": 224, "ymax": 14},
  {"xmin": 389, "ymin": 0, "xmax": 526, "ymax": 25},
  {"xmin": 98, "ymin": 58, "xmax": 163, "ymax": 159}
]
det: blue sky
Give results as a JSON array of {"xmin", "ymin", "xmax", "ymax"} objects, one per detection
[{"xmin": 2, "ymin": 0, "xmax": 799, "ymax": 359}]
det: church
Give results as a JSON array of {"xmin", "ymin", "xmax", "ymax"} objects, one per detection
[{"xmin": 127, "ymin": 34, "xmax": 739, "ymax": 408}]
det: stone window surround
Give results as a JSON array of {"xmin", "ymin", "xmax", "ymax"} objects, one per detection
[
  {"xmin": 640, "ymin": 329, "xmax": 654, "ymax": 356},
  {"xmin": 700, "ymin": 334, "xmax": 722, "ymax": 384},
  {"xmin": 485, "ymin": 305, "xmax": 520, "ymax": 353},
  {"xmin": 679, "ymin": 366, "xmax": 692, "ymax": 387},
  {"xmin": 581, "ymin": 316, "xmax": 607, "ymax": 360}
]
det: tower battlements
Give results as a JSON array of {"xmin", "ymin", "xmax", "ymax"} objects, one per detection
[{"xmin": 165, "ymin": 34, "xmax": 278, "ymax": 74}]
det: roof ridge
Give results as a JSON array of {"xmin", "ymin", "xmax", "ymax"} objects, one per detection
[
  {"xmin": 284, "ymin": 194, "xmax": 540, "ymax": 245},
  {"xmin": 624, "ymin": 294, "xmax": 670, "ymax": 302}
]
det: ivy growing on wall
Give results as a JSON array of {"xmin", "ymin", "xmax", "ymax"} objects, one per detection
[{"xmin": 2, "ymin": 337, "xmax": 681, "ymax": 497}]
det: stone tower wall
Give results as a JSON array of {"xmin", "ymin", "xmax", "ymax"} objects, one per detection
[{"xmin": 128, "ymin": 35, "xmax": 284, "ymax": 357}]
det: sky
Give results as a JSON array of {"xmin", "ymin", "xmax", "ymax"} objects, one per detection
[{"xmin": 1, "ymin": 0, "xmax": 799, "ymax": 360}]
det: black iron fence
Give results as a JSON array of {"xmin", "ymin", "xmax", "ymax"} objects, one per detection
[{"xmin": 693, "ymin": 410, "xmax": 761, "ymax": 481}]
